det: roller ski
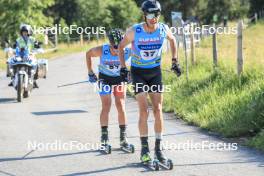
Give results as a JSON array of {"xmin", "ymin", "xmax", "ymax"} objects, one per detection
[
  {"xmin": 100, "ymin": 142, "xmax": 112, "ymax": 154},
  {"xmin": 139, "ymin": 137, "xmax": 160, "ymax": 170},
  {"xmin": 119, "ymin": 125, "xmax": 135, "ymax": 153},
  {"xmin": 140, "ymin": 150, "xmax": 160, "ymax": 171},
  {"xmin": 154, "ymin": 150, "xmax": 173, "ymax": 170},
  {"xmin": 120, "ymin": 139, "xmax": 135, "ymax": 153},
  {"xmin": 99, "ymin": 128, "xmax": 112, "ymax": 154}
]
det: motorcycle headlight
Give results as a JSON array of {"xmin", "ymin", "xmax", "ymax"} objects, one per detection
[{"xmin": 15, "ymin": 57, "xmax": 22, "ymax": 62}]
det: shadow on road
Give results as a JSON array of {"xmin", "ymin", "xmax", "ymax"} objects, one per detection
[
  {"xmin": 174, "ymin": 160, "xmax": 264, "ymax": 167},
  {"xmin": 31, "ymin": 110, "xmax": 88, "ymax": 116},
  {"xmin": 60, "ymin": 163, "xmax": 154, "ymax": 176},
  {"xmin": 60, "ymin": 158, "xmax": 264, "ymax": 176},
  {"xmin": 61, "ymin": 165, "xmax": 131, "ymax": 176},
  {"xmin": 113, "ymin": 131, "xmax": 196, "ymax": 139},
  {"xmin": 0, "ymin": 170, "xmax": 16, "ymax": 176},
  {"xmin": 0, "ymin": 150, "xmax": 98, "ymax": 163},
  {"xmin": 62, "ymin": 159, "xmax": 264, "ymax": 176},
  {"xmin": 0, "ymin": 98, "xmax": 16, "ymax": 104}
]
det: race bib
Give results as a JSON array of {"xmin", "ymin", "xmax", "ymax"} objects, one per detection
[
  {"xmin": 140, "ymin": 49, "xmax": 159, "ymax": 61},
  {"xmin": 106, "ymin": 64, "xmax": 120, "ymax": 74}
]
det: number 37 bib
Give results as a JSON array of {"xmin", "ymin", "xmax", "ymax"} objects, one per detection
[{"xmin": 138, "ymin": 44, "xmax": 162, "ymax": 61}]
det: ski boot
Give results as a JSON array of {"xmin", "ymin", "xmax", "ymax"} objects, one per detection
[
  {"xmin": 100, "ymin": 130, "xmax": 111, "ymax": 154},
  {"xmin": 140, "ymin": 147, "xmax": 160, "ymax": 171},
  {"xmin": 119, "ymin": 129, "xmax": 135, "ymax": 153}
]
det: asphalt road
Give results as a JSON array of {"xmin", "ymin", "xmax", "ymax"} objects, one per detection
[{"xmin": 0, "ymin": 53, "xmax": 264, "ymax": 176}]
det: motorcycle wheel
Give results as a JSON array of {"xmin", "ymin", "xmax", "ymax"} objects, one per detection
[{"xmin": 17, "ymin": 74, "xmax": 24, "ymax": 102}]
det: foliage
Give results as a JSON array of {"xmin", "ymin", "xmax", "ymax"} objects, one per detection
[{"xmin": 0, "ymin": 0, "xmax": 54, "ymax": 42}]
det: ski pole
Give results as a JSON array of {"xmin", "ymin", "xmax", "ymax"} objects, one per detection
[{"xmin": 57, "ymin": 80, "xmax": 89, "ymax": 88}]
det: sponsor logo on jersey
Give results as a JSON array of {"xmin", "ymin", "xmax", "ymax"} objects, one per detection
[
  {"xmin": 138, "ymin": 37, "xmax": 162, "ymax": 43},
  {"xmin": 103, "ymin": 60, "xmax": 120, "ymax": 65},
  {"xmin": 136, "ymin": 27, "xmax": 142, "ymax": 33},
  {"xmin": 104, "ymin": 49, "xmax": 109, "ymax": 55},
  {"xmin": 138, "ymin": 44, "xmax": 162, "ymax": 50}
]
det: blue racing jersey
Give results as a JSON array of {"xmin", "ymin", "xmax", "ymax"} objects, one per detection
[
  {"xmin": 98, "ymin": 44, "xmax": 131, "ymax": 77},
  {"xmin": 131, "ymin": 22, "xmax": 168, "ymax": 69}
]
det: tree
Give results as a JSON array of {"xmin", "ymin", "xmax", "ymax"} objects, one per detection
[
  {"xmin": 158, "ymin": 0, "xmax": 250, "ymax": 24},
  {"xmin": 75, "ymin": 0, "xmax": 140, "ymax": 30},
  {"xmin": 205, "ymin": 0, "xmax": 250, "ymax": 24},
  {"xmin": 45, "ymin": 0, "xmax": 79, "ymax": 25},
  {"xmin": 156, "ymin": 0, "xmax": 202, "ymax": 24},
  {"xmin": 249, "ymin": 0, "xmax": 264, "ymax": 15},
  {"xmin": 0, "ymin": 0, "xmax": 54, "ymax": 41},
  {"xmin": 107, "ymin": 0, "xmax": 141, "ymax": 29}
]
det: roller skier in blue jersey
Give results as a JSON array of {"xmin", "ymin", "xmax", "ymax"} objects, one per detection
[
  {"xmin": 86, "ymin": 29, "xmax": 134, "ymax": 154},
  {"xmin": 118, "ymin": 0, "xmax": 181, "ymax": 167}
]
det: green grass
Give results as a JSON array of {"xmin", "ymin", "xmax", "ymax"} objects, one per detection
[
  {"xmin": 162, "ymin": 20, "xmax": 264, "ymax": 151},
  {"xmin": 163, "ymin": 62, "xmax": 264, "ymax": 136},
  {"xmin": 0, "ymin": 50, "xmax": 6, "ymax": 69},
  {"xmin": 248, "ymin": 130, "xmax": 264, "ymax": 151}
]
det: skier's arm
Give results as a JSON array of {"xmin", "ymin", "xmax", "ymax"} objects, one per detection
[
  {"xmin": 166, "ymin": 26, "xmax": 178, "ymax": 62},
  {"xmin": 86, "ymin": 46, "xmax": 102, "ymax": 74},
  {"xmin": 119, "ymin": 27, "xmax": 134, "ymax": 68}
]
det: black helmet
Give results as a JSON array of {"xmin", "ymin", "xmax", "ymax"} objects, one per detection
[
  {"xmin": 141, "ymin": 0, "xmax": 161, "ymax": 14},
  {"xmin": 107, "ymin": 29, "xmax": 123, "ymax": 49},
  {"xmin": 20, "ymin": 24, "xmax": 32, "ymax": 36}
]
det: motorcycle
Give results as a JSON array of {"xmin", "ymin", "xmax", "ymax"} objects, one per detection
[{"xmin": 5, "ymin": 47, "xmax": 48, "ymax": 102}]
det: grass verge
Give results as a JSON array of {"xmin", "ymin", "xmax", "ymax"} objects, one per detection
[{"xmin": 162, "ymin": 20, "xmax": 264, "ymax": 151}]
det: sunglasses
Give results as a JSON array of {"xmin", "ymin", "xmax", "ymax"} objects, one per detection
[{"xmin": 145, "ymin": 12, "xmax": 160, "ymax": 20}]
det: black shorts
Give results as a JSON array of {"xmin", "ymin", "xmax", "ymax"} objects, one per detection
[
  {"xmin": 98, "ymin": 73, "xmax": 122, "ymax": 86},
  {"xmin": 131, "ymin": 66, "xmax": 163, "ymax": 95}
]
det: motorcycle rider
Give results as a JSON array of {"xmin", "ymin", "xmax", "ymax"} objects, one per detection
[
  {"xmin": 8, "ymin": 24, "xmax": 40, "ymax": 88},
  {"xmin": 86, "ymin": 29, "xmax": 132, "ymax": 150},
  {"xmin": 118, "ymin": 0, "xmax": 182, "ymax": 163}
]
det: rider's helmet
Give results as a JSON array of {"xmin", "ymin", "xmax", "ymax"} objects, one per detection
[
  {"xmin": 141, "ymin": 0, "xmax": 161, "ymax": 14},
  {"xmin": 20, "ymin": 24, "xmax": 33, "ymax": 36},
  {"xmin": 107, "ymin": 29, "xmax": 123, "ymax": 49}
]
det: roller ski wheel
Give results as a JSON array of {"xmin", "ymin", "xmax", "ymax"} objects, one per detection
[
  {"xmin": 155, "ymin": 151, "xmax": 173, "ymax": 170},
  {"xmin": 153, "ymin": 160, "xmax": 160, "ymax": 171},
  {"xmin": 156, "ymin": 158, "xmax": 173, "ymax": 170},
  {"xmin": 100, "ymin": 143, "xmax": 112, "ymax": 154},
  {"xmin": 120, "ymin": 142, "xmax": 135, "ymax": 153}
]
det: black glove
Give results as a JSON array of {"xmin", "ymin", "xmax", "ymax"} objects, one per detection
[
  {"xmin": 12, "ymin": 43, "xmax": 17, "ymax": 49},
  {"xmin": 120, "ymin": 67, "xmax": 129, "ymax": 82},
  {"xmin": 171, "ymin": 59, "xmax": 182, "ymax": 77},
  {"xmin": 34, "ymin": 41, "xmax": 42, "ymax": 49},
  {"xmin": 88, "ymin": 72, "xmax": 98, "ymax": 83}
]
